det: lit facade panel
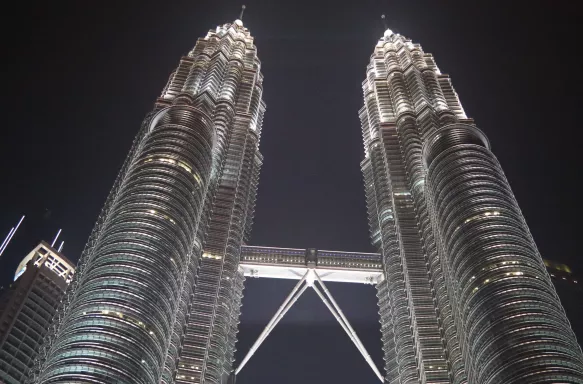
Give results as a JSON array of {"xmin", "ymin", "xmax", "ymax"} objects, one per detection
[
  {"xmin": 30, "ymin": 19, "xmax": 265, "ymax": 384},
  {"xmin": 362, "ymin": 27, "xmax": 583, "ymax": 383},
  {"xmin": 0, "ymin": 242, "xmax": 74, "ymax": 384}
]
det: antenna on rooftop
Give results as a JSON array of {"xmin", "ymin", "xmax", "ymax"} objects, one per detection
[
  {"xmin": 0, "ymin": 228, "xmax": 14, "ymax": 254},
  {"xmin": 239, "ymin": 5, "xmax": 246, "ymax": 21},
  {"xmin": 51, "ymin": 229, "xmax": 62, "ymax": 248},
  {"xmin": 0, "ymin": 215, "xmax": 25, "ymax": 257}
]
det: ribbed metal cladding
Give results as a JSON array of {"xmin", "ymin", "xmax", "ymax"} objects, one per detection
[
  {"xmin": 424, "ymin": 124, "xmax": 583, "ymax": 383},
  {"xmin": 174, "ymin": 125, "xmax": 264, "ymax": 384},
  {"xmin": 30, "ymin": 99, "xmax": 215, "ymax": 384}
]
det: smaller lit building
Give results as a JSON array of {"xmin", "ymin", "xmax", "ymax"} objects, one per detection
[
  {"xmin": 543, "ymin": 259, "xmax": 582, "ymax": 344},
  {"xmin": 0, "ymin": 241, "xmax": 75, "ymax": 384},
  {"xmin": 544, "ymin": 259, "xmax": 579, "ymax": 287}
]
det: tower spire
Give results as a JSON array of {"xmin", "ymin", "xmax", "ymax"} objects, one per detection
[{"xmin": 239, "ymin": 5, "xmax": 246, "ymax": 21}]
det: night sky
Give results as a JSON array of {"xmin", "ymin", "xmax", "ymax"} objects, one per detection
[{"xmin": 0, "ymin": 1, "xmax": 581, "ymax": 383}]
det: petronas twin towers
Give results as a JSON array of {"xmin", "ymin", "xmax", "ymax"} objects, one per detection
[{"xmin": 27, "ymin": 15, "xmax": 583, "ymax": 384}]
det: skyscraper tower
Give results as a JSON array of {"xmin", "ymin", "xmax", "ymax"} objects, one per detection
[
  {"xmin": 29, "ymin": 17, "xmax": 265, "ymax": 384},
  {"xmin": 361, "ymin": 23, "xmax": 583, "ymax": 383},
  {"xmin": 0, "ymin": 242, "xmax": 74, "ymax": 384}
]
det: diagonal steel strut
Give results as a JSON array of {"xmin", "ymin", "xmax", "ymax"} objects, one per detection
[
  {"xmin": 235, "ymin": 271, "xmax": 310, "ymax": 375},
  {"xmin": 311, "ymin": 285, "xmax": 383, "ymax": 382},
  {"xmin": 313, "ymin": 272, "xmax": 384, "ymax": 382},
  {"xmin": 234, "ymin": 270, "xmax": 384, "ymax": 382}
]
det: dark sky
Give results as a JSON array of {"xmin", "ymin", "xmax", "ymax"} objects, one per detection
[{"xmin": 0, "ymin": 1, "xmax": 581, "ymax": 383}]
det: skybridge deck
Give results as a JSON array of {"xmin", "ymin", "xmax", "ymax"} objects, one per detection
[{"xmin": 239, "ymin": 245, "xmax": 384, "ymax": 284}]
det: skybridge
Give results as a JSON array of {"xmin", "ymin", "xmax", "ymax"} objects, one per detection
[
  {"xmin": 232, "ymin": 246, "xmax": 386, "ymax": 383},
  {"xmin": 239, "ymin": 245, "xmax": 384, "ymax": 284}
]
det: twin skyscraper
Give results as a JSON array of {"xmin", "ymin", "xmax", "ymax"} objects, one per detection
[{"xmin": 27, "ymin": 17, "xmax": 583, "ymax": 384}]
